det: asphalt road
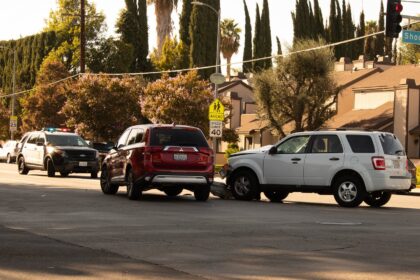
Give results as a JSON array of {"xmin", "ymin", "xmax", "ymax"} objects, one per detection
[{"xmin": 1, "ymin": 162, "xmax": 420, "ymax": 280}]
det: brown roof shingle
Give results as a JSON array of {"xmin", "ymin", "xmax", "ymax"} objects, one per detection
[
  {"xmin": 353, "ymin": 65, "xmax": 420, "ymax": 89},
  {"xmin": 333, "ymin": 68, "xmax": 380, "ymax": 88},
  {"xmin": 325, "ymin": 102, "xmax": 394, "ymax": 130}
]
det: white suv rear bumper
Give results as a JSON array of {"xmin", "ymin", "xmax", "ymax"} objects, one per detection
[{"xmin": 368, "ymin": 175, "xmax": 412, "ymax": 192}]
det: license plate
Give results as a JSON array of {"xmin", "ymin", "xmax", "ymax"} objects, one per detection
[
  {"xmin": 79, "ymin": 161, "xmax": 88, "ymax": 167},
  {"xmin": 174, "ymin": 153, "xmax": 187, "ymax": 161},
  {"xmin": 393, "ymin": 160, "xmax": 400, "ymax": 169}
]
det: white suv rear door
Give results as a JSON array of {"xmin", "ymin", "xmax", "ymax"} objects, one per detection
[
  {"xmin": 263, "ymin": 135, "xmax": 310, "ymax": 185},
  {"xmin": 303, "ymin": 134, "xmax": 344, "ymax": 186}
]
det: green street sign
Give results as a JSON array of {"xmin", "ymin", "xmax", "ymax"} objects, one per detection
[{"xmin": 402, "ymin": 30, "xmax": 420, "ymax": 45}]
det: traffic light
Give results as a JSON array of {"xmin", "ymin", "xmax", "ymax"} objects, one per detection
[{"xmin": 385, "ymin": 0, "xmax": 403, "ymax": 38}]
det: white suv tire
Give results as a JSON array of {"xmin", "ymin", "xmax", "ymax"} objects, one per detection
[
  {"xmin": 230, "ymin": 171, "xmax": 259, "ymax": 201},
  {"xmin": 333, "ymin": 175, "xmax": 366, "ymax": 208},
  {"xmin": 364, "ymin": 191, "xmax": 392, "ymax": 208}
]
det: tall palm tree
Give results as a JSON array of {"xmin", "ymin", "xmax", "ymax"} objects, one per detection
[
  {"xmin": 220, "ymin": 19, "xmax": 241, "ymax": 80},
  {"xmin": 147, "ymin": 0, "xmax": 178, "ymax": 55}
]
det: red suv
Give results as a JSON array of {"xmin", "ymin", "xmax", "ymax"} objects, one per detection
[{"xmin": 100, "ymin": 124, "xmax": 214, "ymax": 201}]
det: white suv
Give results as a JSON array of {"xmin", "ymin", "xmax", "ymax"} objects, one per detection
[{"xmin": 224, "ymin": 130, "xmax": 412, "ymax": 208}]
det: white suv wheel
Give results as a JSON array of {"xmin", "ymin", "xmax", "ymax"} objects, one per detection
[
  {"xmin": 338, "ymin": 181, "xmax": 358, "ymax": 202},
  {"xmin": 234, "ymin": 176, "xmax": 251, "ymax": 196}
]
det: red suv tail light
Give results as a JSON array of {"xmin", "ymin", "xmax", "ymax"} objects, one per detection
[
  {"xmin": 372, "ymin": 156, "xmax": 386, "ymax": 170},
  {"xmin": 144, "ymin": 146, "xmax": 163, "ymax": 163},
  {"xmin": 199, "ymin": 147, "xmax": 214, "ymax": 164}
]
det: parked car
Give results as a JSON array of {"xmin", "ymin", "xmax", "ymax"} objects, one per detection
[
  {"xmin": 100, "ymin": 124, "xmax": 214, "ymax": 201},
  {"xmin": 17, "ymin": 129, "xmax": 99, "ymax": 178},
  {"xmin": 0, "ymin": 140, "xmax": 18, "ymax": 163},
  {"xmin": 223, "ymin": 130, "xmax": 412, "ymax": 208},
  {"xmin": 91, "ymin": 142, "xmax": 114, "ymax": 166}
]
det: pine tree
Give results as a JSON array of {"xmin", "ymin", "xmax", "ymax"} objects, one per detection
[
  {"xmin": 276, "ymin": 36, "xmax": 282, "ymax": 56},
  {"xmin": 376, "ymin": 0, "xmax": 385, "ymax": 57},
  {"xmin": 253, "ymin": 4, "xmax": 263, "ymax": 71},
  {"xmin": 345, "ymin": 3, "xmax": 356, "ymax": 59},
  {"xmin": 242, "ymin": 0, "xmax": 252, "ymax": 73},
  {"xmin": 116, "ymin": 0, "xmax": 149, "ymax": 71},
  {"xmin": 313, "ymin": 0, "xmax": 325, "ymax": 39},
  {"xmin": 179, "ymin": 0, "xmax": 192, "ymax": 68},
  {"xmin": 190, "ymin": 0, "xmax": 220, "ymax": 79},
  {"xmin": 328, "ymin": 0, "xmax": 337, "ymax": 44},
  {"xmin": 292, "ymin": 0, "xmax": 312, "ymax": 43},
  {"xmin": 260, "ymin": 0, "xmax": 272, "ymax": 69},
  {"xmin": 356, "ymin": 11, "xmax": 365, "ymax": 58}
]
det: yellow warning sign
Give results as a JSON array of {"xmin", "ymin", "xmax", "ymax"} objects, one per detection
[{"xmin": 209, "ymin": 99, "xmax": 225, "ymax": 121}]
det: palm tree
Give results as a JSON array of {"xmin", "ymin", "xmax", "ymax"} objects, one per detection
[
  {"xmin": 147, "ymin": 0, "xmax": 178, "ymax": 56},
  {"xmin": 364, "ymin": 20, "xmax": 378, "ymax": 60},
  {"xmin": 220, "ymin": 19, "xmax": 241, "ymax": 80}
]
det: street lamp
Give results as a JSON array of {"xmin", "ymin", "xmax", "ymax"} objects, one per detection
[{"xmin": 0, "ymin": 46, "xmax": 17, "ymax": 140}]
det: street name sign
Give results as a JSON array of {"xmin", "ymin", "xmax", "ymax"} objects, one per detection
[
  {"xmin": 209, "ymin": 99, "xmax": 225, "ymax": 121},
  {"xmin": 209, "ymin": 121, "xmax": 223, "ymax": 138},
  {"xmin": 9, "ymin": 116, "xmax": 17, "ymax": 132},
  {"xmin": 402, "ymin": 30, "xmax": 420, "ymax": 45}
]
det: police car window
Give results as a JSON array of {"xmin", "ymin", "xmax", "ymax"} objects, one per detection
[{"xmin": 27, "ymin": 134, "xmax": 39, "ymax": 144}]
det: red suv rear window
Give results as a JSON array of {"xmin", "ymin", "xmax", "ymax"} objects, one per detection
[{"xmin": 150, "ymin": 127, "xmax": 209, "ymax": 148}]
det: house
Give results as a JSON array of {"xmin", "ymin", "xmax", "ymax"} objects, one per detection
[{"xmin": 328, "ymin": 64, "xmax": 420, "ymax": 158}]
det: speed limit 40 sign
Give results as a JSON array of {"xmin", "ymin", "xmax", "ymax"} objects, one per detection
[{"xmin": 209, "ymin": 121, "xmax": 223, "ymax": 138}]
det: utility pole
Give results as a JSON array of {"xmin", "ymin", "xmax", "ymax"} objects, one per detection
[
  {"xmin": 80, "ymin": 0, "xmax": 86, "ymax": 73},
  {"xmin": 11, "ymin": 50, "xmax": 16, "ymax": 140}
]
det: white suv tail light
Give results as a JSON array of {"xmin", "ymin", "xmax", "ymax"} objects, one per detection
[{"xmin": 372, "ymin": 156, "xmax": 386, "ymax": 170}]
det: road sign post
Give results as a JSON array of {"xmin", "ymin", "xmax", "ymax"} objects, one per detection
[
  {"xmin": 209, "ymin": 99, "xmax": 225, "ymax": 162},
  {"xmin": 9, "ymin": 116, "xmax": 17, "ymax": 133}
]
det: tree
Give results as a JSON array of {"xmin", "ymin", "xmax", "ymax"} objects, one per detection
[
  {"xmin": 141, "ymin": 71, "xmax": 214, "ymax": 135},
  {"xmin": 150, "ymin": 37, "xmax": 186, "ymax": 72},
  {"xmin": 356, "ymin": 11, "xmax": 366, "ymax": 58},
  {"xmin": 116, "ymin": 0, "xmax": 150, "ymax": 72},
  {"xmin": 179, "ymin": 0, "xmax": 192, "ymax": 68},
  {"xmin": 147, "ymin": 0, "xmax": 178, "ymax": 56},
  {"xmin": 44, "ymin": 0, "xmax": 105, "ymax": 72},
  {"xmin": 292, "ymin": 0, "xmax": 311, "ymax": 43},
  {"xmin": 0, "ymin": 32, "xmax": 57, "ymax": 95},
  {"xmin": 20, "ymin": 60, "xmax": 70, "ymax": 132},
  {"xmin": 242, "ymin": 0, "xmax": 252, "ymax": 73},
  {"xmin": 87, "ymin": 38, "xmax": 134, "ymax": 73},
  {"xmin": 313, "ymin": 0, "xmax": 325, "ymax": 39},
  {"xmin": 375, "ymin": 0, "xmax": 385, "ymax": 57},
  {"xmin": 276, "ymin": 36, "xmax": 283, "ymax": 56},
  {"xmin": 253, "ymin": 39, "xmax": 338, "ymax": 138},
  {"xmin": 399, "ymin": 22, "xmax": 420, "ymax": 64},
  {"xmin": 0, "ymin": 101, "xmax": 9, "ymax": 140},
  {"xmin": 259, "ymin": 0, "xmax": 272, "ymax": 69},
  {"xmin": 190, "ymin": 0, "xmax": 220, "ymax": 79},
  {"xmin": 220, "ymin": 19, "xmax": 241, "ymax": 80},
  {"xmin": 253, "ymin": 4, "xmax": 263, "ymax": 71},
  {"xmin": 62, "ymin": 75, "xmax": 144, "ymax": 141},
  {"xmin": 364, "ymin": 21, "xmax": 378, "ymax": 60}
]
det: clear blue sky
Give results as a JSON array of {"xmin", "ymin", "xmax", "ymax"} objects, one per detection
[{"xmin": 0, "ymin": 0, "xmax": 417, "ymax": 68}]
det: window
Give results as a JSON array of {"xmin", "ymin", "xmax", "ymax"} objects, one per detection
[
  {"xmin": 346, "ymin": 135, "xmax": 375, "ymax": 153},
  {"xmin": 27, "ymin": 133, "xmax": 39, "ymax": 144},
  {"xmin": 150, "ymin": 128, "xmax": 209, "ymax": 147},
  {"xmin": 379, "ymin": 133, "xmax": 405, "ymax": 155},
  {"xmin": 311, "ymin": 135, "xmax": 343, "ymax": 153},
  {"xmin": 117, "ymin": 129, "xmax": 131, "ymax": 148},
  {"xmin": 37, "ymin": 135, "xmax": 46, "ymax": 144},
  {"xmin": 127, "ymin": 129, "xmax": 144, "ymax": 146},
  {"xmin": 276, "ymin": 136, "xmax": 310, "ymax": 154}
]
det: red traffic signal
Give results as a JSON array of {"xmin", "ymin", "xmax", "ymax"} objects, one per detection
[{"xmin": 385, "ymin": 0, "xmax": 403, "ymax": 38}]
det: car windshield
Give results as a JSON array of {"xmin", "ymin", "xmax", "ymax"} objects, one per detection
[
  {"xmin": 93, "ymin": 142, "xmax": 114, "ymax": 152},
  {"xmin": 46, "ymin": 135, "xmax": 89, "ymax": 147}
]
